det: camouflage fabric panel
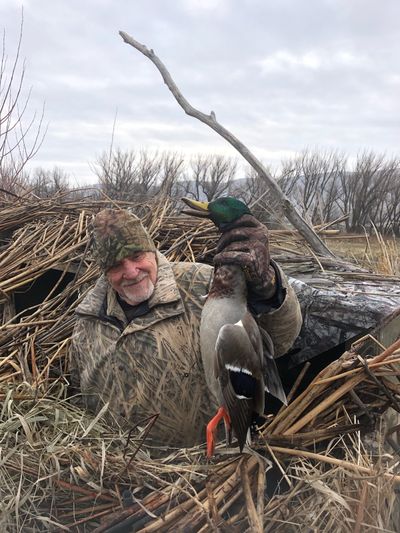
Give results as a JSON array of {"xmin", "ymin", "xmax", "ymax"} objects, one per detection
[
  {"xmin": 289, "ymin": 278, "xmax": 400, "ymax": 366},
  {"xmin": 112, "ymin": 314, "xmax": 212, "ymax": 447},
  {"xmin": 69, "ymin": 315, "xmax": 121, "ymax": 414}
]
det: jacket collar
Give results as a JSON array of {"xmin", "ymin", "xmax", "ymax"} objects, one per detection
[{"xmin": 148, "ymin": 251, "xmax": 181, "ymax": 308}]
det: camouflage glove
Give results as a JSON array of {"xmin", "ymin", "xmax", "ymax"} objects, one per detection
[{"xmin": 213, "ymin": 214, "xmax": 277, "ymax": 300}]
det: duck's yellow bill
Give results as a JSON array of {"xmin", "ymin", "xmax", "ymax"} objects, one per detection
[{"xmin": 181, "ymin": 198, "xmax": 210, "ymax": 217}]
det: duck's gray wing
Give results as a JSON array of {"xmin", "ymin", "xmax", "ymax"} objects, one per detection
[
  {"xmin": 259, "ymin": 327, "xmax": 287, "ymax": 405},
  {"xmin": 215, "ymin": 319, "xmax": 264, "ymax": 450}
]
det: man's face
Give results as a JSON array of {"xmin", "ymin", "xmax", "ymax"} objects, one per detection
[{"xmin": 106, "ymin": 251, "xmax": 158, "ymax": 306}]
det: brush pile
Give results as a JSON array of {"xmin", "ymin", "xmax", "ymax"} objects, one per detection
[{"xmin": 0, "ymin": 194, "xmax": 399, "ymax": 532}]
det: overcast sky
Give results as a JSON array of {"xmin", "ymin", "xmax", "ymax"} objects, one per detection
[{"xmin": 2, "ymin": 0, "xmax": 400, "ymax": 185}]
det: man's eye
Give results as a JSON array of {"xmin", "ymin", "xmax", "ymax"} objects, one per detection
[{"xmin": 108, "ymin": 263, "xmax": 121, "ymax": 273}]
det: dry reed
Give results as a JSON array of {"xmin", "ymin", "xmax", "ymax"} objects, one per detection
[{"xmin": 0, "ymin": 193, "xmax": 399, "ymax": 531}]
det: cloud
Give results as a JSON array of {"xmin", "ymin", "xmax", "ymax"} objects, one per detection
[
  {"xmin": 256, "ymin": 49, "xmax": 370, "ymax": 74},
  {"xmin": 180, "ymin": 0, "xmax": 229, "ymax": 14},
  {"xmin": 1, "ymin": 0, "xmax": 399, "ymax": 183}
]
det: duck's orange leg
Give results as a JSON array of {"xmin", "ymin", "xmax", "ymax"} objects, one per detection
[{"xmin": 206, "ymin": 406, "xmax": 231, "ymax": 458}]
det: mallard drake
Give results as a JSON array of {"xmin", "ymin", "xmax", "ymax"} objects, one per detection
[{"xmin": 182, "ymin": 197, "xmax": 286, "ymax": 457}]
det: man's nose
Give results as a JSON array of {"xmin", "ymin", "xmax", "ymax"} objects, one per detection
[{"xmin": 122, "ymin": 259, "xmax": 140, "ymax": 278}]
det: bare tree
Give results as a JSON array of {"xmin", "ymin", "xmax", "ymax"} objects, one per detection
[
  {"xmin": 182, "ymin": 154, "xmax": 207, "ymax": 200},
  {"xmin": 183, "ymin": 154, "xmax": 237, "ymax": 201},
  {"xmin": 93, "ymin": 148, "xmax": 138, "ymax": 201},
  {"xmin": 136, "ymin": 149, "xmax": 163, "ymax": 196},
  {"xmin": 0, "ymin": 18, "xmax": 45, "ymax": 199},
  {"xmin": 30, "ymin": 166, "xmax": 69, "ymax": 198},
  {"xmin": 384, "ymin": 171, "xmax": 400, "ymax": 235},
  {"xmin": 339, "ymin": 152, "xmax": 400, "ymax": 233},
  {"xmin": 93, "ymin": 148, "xmax": 164, "ymax": 201},
  {"xmin": 93, "ymin": 148, "xmax": 187, "ymax": 202},
  {"xmin": 0, "ymin": 162, "xmax": 28, "ymax": 199},
  {"xmin": 157, "ymin": 151, "xmax": 185, "ymax": 199},
  {"xmin": 280, "ymin": 149, "xmax": 346, "ymax": 225},
  {"xmin": 238, "ymin": 165, "xmax": 284, "ymax": 227}
]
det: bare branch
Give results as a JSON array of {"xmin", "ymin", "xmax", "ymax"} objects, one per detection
[
  {"xmin": 0, "ymin": 14, "xmax": 46, "ymax": 197},
  {"xmin": 119, "ymin": 30, "xmax": 335, "ymax": 258}
]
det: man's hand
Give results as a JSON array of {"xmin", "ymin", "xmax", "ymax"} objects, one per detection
[{"xmin": 213, "ymin": 214, "xmax": 276, "ymax": 300}]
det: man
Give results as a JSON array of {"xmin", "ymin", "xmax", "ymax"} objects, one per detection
[{"xmin": 69, "ymin": 208, "xmax": 302, "ymax": 447}]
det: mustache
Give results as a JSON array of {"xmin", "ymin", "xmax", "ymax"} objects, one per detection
[{"xmin": 121, "ymin": 274, "xmax": 148, "ymax": 287}]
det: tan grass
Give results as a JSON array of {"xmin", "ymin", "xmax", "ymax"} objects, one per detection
[
  {"xmin": 327, "ymin": 233, "xmax": 400, "ymax": 276},
  {"xmin": 0, "ymin": 380, "xmax": 398, "ymax": 531}
]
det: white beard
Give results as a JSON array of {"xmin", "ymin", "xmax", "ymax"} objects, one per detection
[{"xmin": 119, "ymin": 277, "xmax": 155, "ymax": 306}]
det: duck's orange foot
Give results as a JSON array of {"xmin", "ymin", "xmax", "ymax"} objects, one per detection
[{"xmin": 206, "ymin": 406, "xmax": 231, "ymax": 458}]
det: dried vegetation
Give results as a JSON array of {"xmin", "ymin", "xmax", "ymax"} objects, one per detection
[{"xmin": 0, "ymin": 193, "xmax": 399, "ymax": 532}]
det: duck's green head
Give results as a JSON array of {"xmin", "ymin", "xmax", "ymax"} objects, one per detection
[{"xmin": 182, "ymin": 196, "xmax": 251, "ymax": 228}]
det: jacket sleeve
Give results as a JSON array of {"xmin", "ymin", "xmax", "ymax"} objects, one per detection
[{"xmin": 254, "ymin": 263, "xmax": 303, "ymax": 357}]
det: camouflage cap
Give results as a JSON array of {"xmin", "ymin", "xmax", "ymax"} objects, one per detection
[{"xmin": 92, "ymin": 209, "xmax": 156, "ymax": 271}]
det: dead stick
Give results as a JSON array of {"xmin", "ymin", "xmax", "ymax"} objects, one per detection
[
  {"xmin": 269, "ymin": 446, "xmax": 400, "ymax": 483},
  {"xmin": 357, "ymin": 354, "xmax": 400, "ymax": 413},
  {"xmin": 256, "ymin": 458, "xmax": 266, "ymax": 522},
  {"xmin": 178, "ymin": 460, "xmax": 242, "ymax": 531},
  {"xmin": 265, "ymin": 362, "xmax": 311, "ymax": 429},
  {"xmin": 206, "ymin": 480, "xmax": 220, "ymax": 529},
  {"xmin": 370, "ymin": 337, "xmax": 400, "ymax": 365},
  {"xmin": 286, "ymin": 362, "xmax": 311, "ymax": 404},
  {"xmin": 350, "ymin": 390, "xmax": 375, "ymax": 423},
  {"xmin": 314, "ymin": 355, "xmax": 400, "ymax": 386},
  {"xmin": 66, "ymin": 508, "xmax": 116, "ymax": 528},
  {"xmin": 240, "ymin": 458, "xmax": 263, "ymax": 533},
  {"xmin": 119, "ymin": 30, "xmax": 335, "ymax": 258},
  {"xmin": 268, "ymin": 360, "xmax": 341, "ymax": 434},
  {"xmin": 58, "ymin": 502, "xmax": 118, "ymax": 518},
  {"xmin": 93, "ymin": 492, "xmax": 172, "ymax": 533},
  {"xmin": 138, "ymin": 484, "xmax": 210, "ymax": 533},
  {"xmin": 283, "ymin": 373, "xmax": 364, "ymax": 435},
  {"xmin": 353, "ymin": 480, "xmax": 368, "ymax": 533},
  {"xmin": 53, "ymin": 479, "xmax": 117, "ymax": 502}
]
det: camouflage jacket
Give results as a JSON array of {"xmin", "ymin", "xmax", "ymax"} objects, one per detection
[{"xmin": 70, "ymin": 252, "xmax": 302, "ymax": 447}]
